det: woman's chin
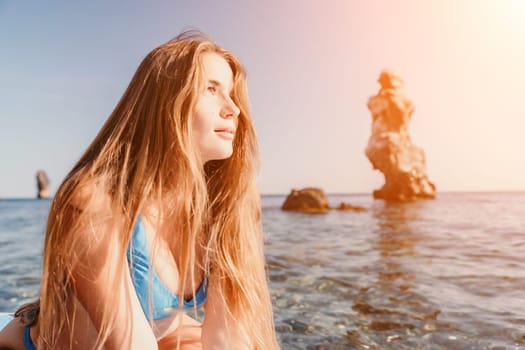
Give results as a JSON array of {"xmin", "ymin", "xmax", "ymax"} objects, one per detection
[{"xmin": 203, "ymin": 150, "xmax": 234, "ymax": 163}]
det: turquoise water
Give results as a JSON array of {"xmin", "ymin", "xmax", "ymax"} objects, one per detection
[
  {"xmin": 0, "ymin": 313, "xmax": 10, "ymax": 330},
  {"xmin": 1, "ymin": 193, "xmax": 524, "ymax": 349}
]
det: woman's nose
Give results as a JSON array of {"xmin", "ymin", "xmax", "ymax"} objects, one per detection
[{"xmin": 221, "ymin": 97, "xmax": 240, "ymax": 119}]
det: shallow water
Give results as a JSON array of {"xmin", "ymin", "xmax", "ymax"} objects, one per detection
[
  {"xmin": 0, "ymin": 199, "xmax": 47, "ymax": 308},
  {"xmin": 1, "ymin": 193, "xmax": 524, "ymax": 349},
  {"xmin": 264, "ymin": 192, "xmax": 525, "ymax": 349}
]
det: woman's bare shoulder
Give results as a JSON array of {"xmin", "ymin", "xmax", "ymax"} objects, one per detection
[
  {"xmin": 69, "ymin": 177, "xmax": 113, "ymax": 213},
  {"xmin": 0, "ymin": 318, "xmax": 25, "ymax": 350},
  {"xmin": 58, "ymin": 177, "xmax": 124, "ymax": 253}
]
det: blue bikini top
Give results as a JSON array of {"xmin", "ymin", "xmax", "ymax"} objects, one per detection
[{"xmin": 126, "ymin": 217, "xmax": 207, "ymax": 321}]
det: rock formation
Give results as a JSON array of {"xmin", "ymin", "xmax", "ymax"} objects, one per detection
[
  {"xmin": 336, "ymin": 202, "xmax": 367, "ymax": 212},
  {"xmin": 282, "ymin": 188, "xmax": 330, "ymax": 213},
  {"xmin": 36, "ymin": 170, "xmax": 50, "ymax": 199},
  {"xmin": 365, "ymin": 70, "xmax": 436, "ymax": 202},
  {"xmin": 281, "ymin": 188, "xmax": 367, "ymax": 213}
]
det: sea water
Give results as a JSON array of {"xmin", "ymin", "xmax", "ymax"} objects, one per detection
[{"xmin": 1, "ymin": 193, "xmax": 524, "ymax": 349}]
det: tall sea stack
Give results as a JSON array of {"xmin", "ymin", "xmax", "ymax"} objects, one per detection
[
  {"xmin": 36, "ymin": 170, "xmax": 50, "ymax": 199},
  {"xmin": 365, "ymin": 70, "xmax": 436, "ymax": 202}
]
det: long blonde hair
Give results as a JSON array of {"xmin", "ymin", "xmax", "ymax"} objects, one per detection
[{"xmin": 36, "ymin": 31, "xmax": 279, "ymax": 349}]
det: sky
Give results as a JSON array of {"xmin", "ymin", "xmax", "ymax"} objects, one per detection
[{"xmin": 1, "ymin": 0, "xmax": 524, "ymax": 198}]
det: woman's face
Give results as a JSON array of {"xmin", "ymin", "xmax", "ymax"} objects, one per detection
[{"xmin": 192, "ymin": 52, "xmax": 240, "ymax": 164}]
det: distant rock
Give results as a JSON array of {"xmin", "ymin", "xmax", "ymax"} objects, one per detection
[
  {"xmin": 365, "ymin": 70, "xmax": 436, "ymax": 202},
  {"xmin": 281, "ymin": 188, "xmax": 368, "ymax": 214},
  {"xmin": 282, "ymin": 188, "xmax": 330, "ymax": 213},
  {"xmin": 336, "ymin": 202, "xmax": 367, "ymax": 212},
  {"xmin": 36, "ymin": 170, "xmax": 50, "ymax": 199}
]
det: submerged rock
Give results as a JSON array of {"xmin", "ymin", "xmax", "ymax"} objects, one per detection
[
  {"xmin": 336, "ymin": 202, "xmax": 367, "ymax": 212},
  {"xmin": 36, "ymin": 170, "xmax": 50, "ymax": 199},
  {"xmin": 365, "ymin": 70, "xmax": 436, "ymax": 202}
]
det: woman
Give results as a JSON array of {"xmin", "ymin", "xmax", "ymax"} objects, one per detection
[{"xmin": 0, "ymin": 31, "xmax": 280, "ymax": 349}]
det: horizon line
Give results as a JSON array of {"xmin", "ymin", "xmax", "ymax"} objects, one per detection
[{"xmin": 2, "ymin": 189, "xmax": 525, "ymax": 200}]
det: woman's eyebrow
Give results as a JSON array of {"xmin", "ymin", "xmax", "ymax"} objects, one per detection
[{"xmin": 208, "ymin": 79, "xmax": 222, "ymax": 87}]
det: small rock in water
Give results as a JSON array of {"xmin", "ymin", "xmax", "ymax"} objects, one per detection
[
  {"xmin": 316, "ymin": 280, "xmax": 334, "ymax": 291},
  {"xmin": 283, "ymin": 318, "xmax": 315, "ymax": 334},
  {"xmin": 290, "ymin": 293, "xmax": 303, "ymax": 305},
  {"xmin": 334, "ymin": 321, "xmax": 346, "ymax": 329},
  {"xmin": 387, "ymin": 334, "xmax": 403, "ymax": 342},
  {"xmin": 275, "ymin": 298, "xmax": 288, "ymax": 309},
  {"xmin": 423, "ymin": 323, "xmax": 436, "ymax": 331},
  {"xmin": 275, "ymin": 323, "xmax": 293, "ymax": 333},
  {"xmin": 289, "ymin": 275, "xmax": 316, "ymax": 286},
  {"xmin": 275, "ymin": 293, "xmax": 302, "ymax": 308}
]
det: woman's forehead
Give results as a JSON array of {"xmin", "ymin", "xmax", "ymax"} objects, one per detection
[{"xmin": 200, "ymin": 52, "xmax": 234, "ymax": 91}]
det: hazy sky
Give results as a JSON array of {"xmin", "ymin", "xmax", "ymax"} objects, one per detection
[{"xmin": 1, "ymin": 0, "xmax": 524, "ymax": 197}]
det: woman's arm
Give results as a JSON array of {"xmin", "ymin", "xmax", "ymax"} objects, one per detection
[
  {"xmin": 45, "ymin": 184, "xmax": 158, "ymax": 350},
  {"xmin": 69, "ymin": 215, "xmax": 158, "ymax": 350},
  {"xmin": 201, "ymin": 274, "xmax": 251, "ymax": 350},
  {"xmin": 157, "ymin": 314, "xmax": 203, "ymax": 350},
  {"xmin": 0, "ymin": 317, "xmax": 26, "ymax": 350}
]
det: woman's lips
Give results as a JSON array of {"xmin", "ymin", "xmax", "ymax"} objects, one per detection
[{"xmin": 215, "ymin": 128, "xmax": 235, "ymax": 140}]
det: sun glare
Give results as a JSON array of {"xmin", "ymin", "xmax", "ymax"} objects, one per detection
[{"xmin": 500, "ymin": 0, "xmax": 525, "ymax": 33}]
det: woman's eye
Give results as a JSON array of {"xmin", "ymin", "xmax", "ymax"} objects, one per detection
[{"xmin": 207, "ymin": 86, "xmax": 217, "ymax": 94}]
